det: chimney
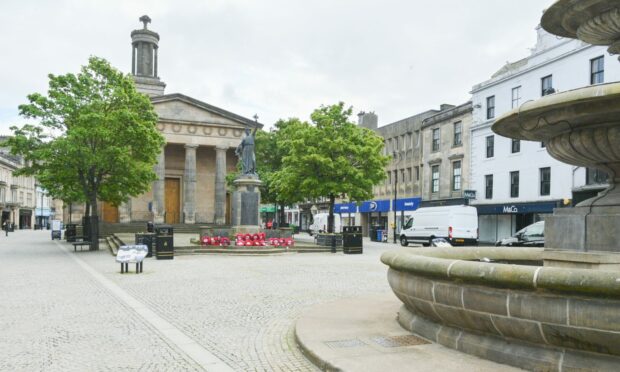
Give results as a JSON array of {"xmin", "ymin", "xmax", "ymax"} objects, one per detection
[{"xmin": 357, "ymin": 111, "xmax": 378, "ymax": 130}]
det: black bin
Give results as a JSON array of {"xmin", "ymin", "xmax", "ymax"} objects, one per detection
[
  {"xmin": 343, "ymin": 226, "xmax": 363, "ymax": 254},
  {"xmin": 369, "ymin": 226, "xmax": 379, "ymax": 242},
  {"xmin": 155, "ymin": 224, "xmax": 174, "ymax": 260},
  {"xmin": 147, "ymin": 221, "xmax": 154, "ymax": 233},
  {"xmin": 135, "ymin": 233, "xmax": 156, "ymax": 257},
  {"xmin": 65, "ymin": 224, "xmax": 77, "ymax": 242}
]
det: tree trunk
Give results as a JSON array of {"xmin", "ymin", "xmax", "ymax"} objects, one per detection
[
  {"xmin": 278, "ymin": 203, "xmax": 286, "ymax": 226},
  {"xmin": 89, "ymin": 195, "xmax": 99, "ymax": 251}
]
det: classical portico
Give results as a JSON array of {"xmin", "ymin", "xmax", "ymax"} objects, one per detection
[{"xmin": 104, "ymin": 16, "xmax": 261, "ymax": 226}]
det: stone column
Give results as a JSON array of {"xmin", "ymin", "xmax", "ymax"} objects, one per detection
[
  {"xmin": 183, "ymin": 144, "xmax": 198, "ymax": 224},
  {"xmin": 214, "ymin": 145, "xmax": 227, "ymax": 225},
  {"xmin": 152, "ymin": 149, "xmax": 165, "ymax": 223}
]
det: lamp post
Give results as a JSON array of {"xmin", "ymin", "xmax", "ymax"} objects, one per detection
[
  {"xmin": 40, "ymin": 188, "xmax": 45, "ymax": 230},
  {"xmin": 392, "ymin": 151, "xmax": 398, "ymax": 244}
]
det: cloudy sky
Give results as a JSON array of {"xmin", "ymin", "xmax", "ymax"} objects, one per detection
[{"xmin": 0, "ymin": 0, "xmax": 555, "ymax": 133}]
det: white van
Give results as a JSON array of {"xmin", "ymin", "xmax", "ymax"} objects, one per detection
[
  {"xmin": 399, "ymin": 205, "xmax": 478, "ymax": 246},
  {"xmin": 309, "ymin": 213, "xmax": 341, "ymax": 235}
]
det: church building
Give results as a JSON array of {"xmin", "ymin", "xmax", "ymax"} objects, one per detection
[{"xmin": 100, "ymin": 15, "xmax": 261, "ymax": 226}]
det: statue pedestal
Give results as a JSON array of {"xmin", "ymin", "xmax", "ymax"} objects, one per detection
[{"xmin": 231, "ymin": 175, "xmax": 262, "ymax": 233}]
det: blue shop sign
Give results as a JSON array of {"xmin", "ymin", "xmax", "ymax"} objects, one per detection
[
  {"xmin": 475, "ymin": 201, "xmax": 558, "ymax": 215},
  {"xmin": 359, "ymin": 200, "xmax": 391, "ymax": 213},
  {"xmin": 334, "ymin": 203, "xmax": 357, "ymax": 213},
  {"xmin": 393, "ymin": 197, "xmax": 421, "ymax": 212}
]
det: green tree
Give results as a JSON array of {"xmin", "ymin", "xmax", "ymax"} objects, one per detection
[
  {"xmin": 272, "ymin": 102, "xmax": 389, "ymax": 233},
  {"xmin": 8, "ymin": 56, "xmax": 165, "ymax": 249},
  {"xmin": 255, "ymin": 118, "xmax": 307, "ymax": 224}
]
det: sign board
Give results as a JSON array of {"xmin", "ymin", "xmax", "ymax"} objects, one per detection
[
  {"xmin": 116, "ymin": 245, "xmax": 148, "ymax": 263},
  {"xmin": 359, "ymin": 200, "xmax": 390, "ymax": 213},
  {"xmin": 335, "ymin": 203, "xmax": 357, "ymax": 213},
  {"xmin": 51, "ymin": 220, "xmax": 62, "ymax": 231},
  {"xmin": 463, "ymin": 190, "xmax": 477, "ymax": 199},
  {"xmin": 475, "ymin": 202, "xmax": 558, "ymax": 215},
  {"xmin": 393, "ymin": 197, "xmax": 421, "ymax": 212}
]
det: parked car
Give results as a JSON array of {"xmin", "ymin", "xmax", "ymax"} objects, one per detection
[
  {"xmin": 399, "ymin": 205, "xmax": 478, "ymax": 246},
  {"xmin": 495, "ymin": 221, "xmax": 545, "ymax": 247}
]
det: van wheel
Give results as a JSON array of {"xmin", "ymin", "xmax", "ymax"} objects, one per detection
[{"xmin": 400, "ymin": 236, "xmax": 408, "ymax": 247}]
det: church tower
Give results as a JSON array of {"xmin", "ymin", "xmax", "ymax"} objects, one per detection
[{"xmin": 131, "ymin": 15, "xmax": 166, "ymax": 96}]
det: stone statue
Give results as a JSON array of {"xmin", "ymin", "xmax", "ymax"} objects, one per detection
[{"xmin": 235, "ymin": 126, "xmax": 258, "ymax": 176}]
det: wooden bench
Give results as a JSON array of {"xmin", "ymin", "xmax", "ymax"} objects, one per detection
[{"xmin": 72, "ymin": 241, "xmax": 92, "ymax": 251}]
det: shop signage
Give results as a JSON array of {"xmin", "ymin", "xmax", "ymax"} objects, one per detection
[
  {"xmin": 334, "ymin": 203, "xmax": 357, "ymax": 213},
  {"xmin": 393, "ymin": 197, "xmax": 422, "ymax": 212},
  {"xmin": 463, "ymin": 190, "xmax": 476, "ymax": 199},
  {"xmin": 475, "ymin": 202, "xmax": 558, "ymax": 215},
  {"xmin": 359, "ymin": 200, "xmax": 390, "ymax": 213}
]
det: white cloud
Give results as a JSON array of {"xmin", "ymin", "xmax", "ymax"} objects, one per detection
[{"xmin": 0, "ymin": 0, "xmax": 555, "ymax": 134}]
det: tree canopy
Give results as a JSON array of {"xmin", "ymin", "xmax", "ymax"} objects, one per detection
[
  {"xmin": 8, "ymin": 56, "xmax": 165, "ymax": 248},
  {"xmin": 272, "ymin": 102, "xmax": 389, "ymax": 231}
]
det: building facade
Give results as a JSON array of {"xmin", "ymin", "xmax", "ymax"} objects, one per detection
[
  {"xmin": 420, "ymin": 102, "xmax": 473, "ymax": 207},
  {"xmin": 0, "ymin": 140, "xmax": 36, "ymax": 229},
  {"xmin": 34, "ymin": 185, "xmax": 54, "ymax": 229},
  {"xmin": 80, "ymin": 17, "xmax": 261, "ymax": 226},
  {"xmin": 470, "ymin": 26, "xmax": 620, "ymax": 243}
]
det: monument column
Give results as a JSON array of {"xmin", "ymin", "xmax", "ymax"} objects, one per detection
[
  {"xmin": 183, "ymin": 144, "xmax": 198, "ymax": 224},
  {"xmin": 119, "ymin": 200, "xmax": 132, "ymax": 223},
  {"xmin": 152, "ymin": 149, "xmax": 165, "ymax": 223},
  {"xmin": 214, "ymin": 145, "xmax": 227, "ymax": 225}
]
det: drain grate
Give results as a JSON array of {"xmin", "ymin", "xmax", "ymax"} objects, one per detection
[
  {"xmin": 371, "ymin": 335, "xmax": 430, "ymax": 348},
  {"xmin": 324, "ymin": 339, "xmax": 367, "ymax": 349}
]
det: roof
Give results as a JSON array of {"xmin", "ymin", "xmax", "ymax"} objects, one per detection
[{"xmin": 151, "ymin": 93, "xmax": 264, "ymax": 128}]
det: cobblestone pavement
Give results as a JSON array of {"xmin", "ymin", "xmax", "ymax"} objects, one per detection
[
  {"xmin": 1, "ymin": 230, "xmax": 395, "ymax": 371},
  {"xmin": 0, "ymin": 230, "xmax": 203, "ymax": 372}
]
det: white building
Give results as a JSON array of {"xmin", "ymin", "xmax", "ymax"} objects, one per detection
[{"xmin": 470, "ymin": 26, "xmax": 620, "ymax": 243}]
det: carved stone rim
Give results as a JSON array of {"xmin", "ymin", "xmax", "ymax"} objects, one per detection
[
  {"xmin": 492, "ymin": 81, "xmax": 620, "ymax": 141},
  {"xmin": 541, "ymin": 0, "xmax": 620, "ymax": 40}
]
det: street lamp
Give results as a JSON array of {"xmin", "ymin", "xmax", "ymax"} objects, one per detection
[{"xmin": 392, "ymin": 151, "xmax": 398, "ymax": 244}]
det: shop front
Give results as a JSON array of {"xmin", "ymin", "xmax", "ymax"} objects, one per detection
[
  {"xmin": 19, "ymin": 208, "xmax": 33, "ymax": 229},
  {"xmin": 358, "ymin": 200, "xmax": 390, "ymax": 238},
  {"xmin": 475, "ymin": 201, "xmax": 560, "ymax": 244},
  {"xmin": 334, "ymin": 202, "xmax": 357, "ymax": 227},
  {"xmin": 392, "ymin": 197, "xmax": 422, "ymax": 236}
]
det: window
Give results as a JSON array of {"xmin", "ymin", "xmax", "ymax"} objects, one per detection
[
  {"xmin": 415, "ymin": 166, "xmax": 420, "ymax": 181},
  {"xmin": 586, "ymin": 168, "xmax": 608, "ymax": 185},
  {"xmin": 387, "ymin": 171, "xmax": 391, "ymax": 186},
  {"xmin": 415, "ymin": 130, "xmax": 420, "ymax": 148},
  {"xmin": 431, "ymin": 165, "xmax": 440, "ymax": 193},
  {"xmin": 453, "ymin": 122, "xmax": 462, "ymax": 146},
  {"xmin": 486, "ymin": 96, "xmax": 495, "ymax": 119},
  {"xmin": 486, "ymin": 135, "xmax": 494, "ymax": 158},
  {"xmin": 541, "ymin": 75, "xmax": 553, "ymax": 96},
  {"xmin": 511, "ymin": 139, "xmax": 520, "ymax": 153},
  {"xmin": 511, "ymin": 86, "xmax": 522, "ymax": 109},
  {"xmin": 452, "ymin": 161, "xmax": 462, "ymax": 191},
  {"xmin": 510, "ymin": 171, "xmax": 519, "ymax": 198},
  {"xmin": 407, "ymin": 168, "xmax": 412, "ymax": 183},
  {"xmin": 485, "ymin": 175, "xmax": 493, "ymax": 199},
  {"xmin": 591, "ymin": 56, "xmax": 604, "ymax": 85},
  {"xmin": 401, "ymin": 169, "xmax": 405, "ymax": 185},
  {"xmin": 401, "ymin": 135, "xmax": 406, "ymax": 151},
  {"xmin": 393, "ymin": 137, "xmax": 398, "ymax": 151},
  {"xmin": 432, "ymin": 128, "xmax": 440, "ymax": 152},
  {"xmin": 540, "ymin": 167, "xmax": 551, "ymax": 196},
  {"xmin": 393, "ymin": 170, "xmax": 398, "ymax": 184}
]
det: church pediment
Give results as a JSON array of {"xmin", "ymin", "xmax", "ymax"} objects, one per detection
[{"xmin": 151, "ymin": 93, "xmax": 262, "ymax": 129}]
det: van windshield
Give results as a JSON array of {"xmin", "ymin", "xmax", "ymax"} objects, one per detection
[{"xmin": 403, "ymin": 218, "xmax": 413, "ymax": 230}]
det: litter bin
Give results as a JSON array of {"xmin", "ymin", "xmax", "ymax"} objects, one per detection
[
  {"xmin": 377, "ymin": 229, "xmax": 384, "ymax": 242},
  {"xmin": 147, "ymin": 221, "xmax": 154, "ymax": 233},
  {"xmin": 369, "ymin": 226, "xmax": 378, "ymax": 242},
  {"xmin": 342, "ymin": 226, "xmax": 363, "ymax": 254},
  {"xmin": 155, "ymin": 225, "xmax": 174, "ymax": 260},
  {"xmin": 135, "ymin": 233, "xmax": 156, "ymax": 257},
  {"xmin": 65, "ymin": 224, "xmax": 77, "ymax": 242}
]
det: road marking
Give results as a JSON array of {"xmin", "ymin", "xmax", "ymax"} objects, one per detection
[{"xmin": 54, "ymin": 241, "xmax": 234, "ymax": 372}]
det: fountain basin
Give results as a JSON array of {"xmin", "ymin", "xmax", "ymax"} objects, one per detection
[{"xmin": 382, "ymin": 247, "xmax": 620, "ymax": 370}]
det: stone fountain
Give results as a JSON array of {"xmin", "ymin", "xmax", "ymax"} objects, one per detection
[{"xmin": 381, "ymin": 1, "xmax": 620, "ymax": 370}]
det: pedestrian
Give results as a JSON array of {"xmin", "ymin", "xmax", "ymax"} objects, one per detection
[
  {"xmin": 267, "ymin": 220, "xmax": 272, "ymax": 229},
  {"xmin": 3, "ymin": 220, "xmax": 8, "ymax": 237}
]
